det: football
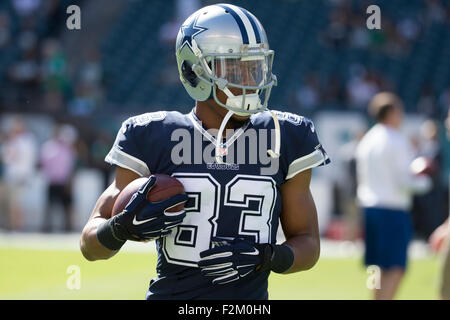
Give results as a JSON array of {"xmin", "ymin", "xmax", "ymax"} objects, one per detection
[
  {"xmin": 111, "ymin": 174, "xmax": 186, "ymax": 216},
  {"xmin": 410, "ymin": 156, "xmax": 437, "ymax": 177}
]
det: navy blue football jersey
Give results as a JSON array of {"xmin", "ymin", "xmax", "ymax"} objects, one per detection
[{"xmin": 105, "ymin": 109, "xmax": 330, "ymax": 300}]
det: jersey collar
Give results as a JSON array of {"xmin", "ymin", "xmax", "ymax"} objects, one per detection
[{"xmin": 188, "ymin": 109, "xmax": 252, "ymax": 147}]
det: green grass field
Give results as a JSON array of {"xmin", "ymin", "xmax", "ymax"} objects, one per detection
[{"xmin": 0, "ymin": 247, "xmax": 442, "ymax": 300}]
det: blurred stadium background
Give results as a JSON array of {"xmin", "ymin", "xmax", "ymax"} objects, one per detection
[{"xmin": 0, "ymin": 0, "xmax": 449, "ymax": 299}]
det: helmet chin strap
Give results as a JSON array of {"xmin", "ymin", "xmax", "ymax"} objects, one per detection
[
  {"xmin": 215, "ymin": 110, "xmax": 234, "ymax": 164},
  {"xmin": 266, "ymin": 110, "xmax": 281, "ymax": 159},
  {"xmin": 215, "ymin": 88, "xmax": 281, "ymax": 164}
]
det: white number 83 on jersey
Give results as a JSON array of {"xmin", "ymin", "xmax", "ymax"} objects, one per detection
[{"xmin": 161, "ymin": 173, "xmax": 277, "ymax": 267}]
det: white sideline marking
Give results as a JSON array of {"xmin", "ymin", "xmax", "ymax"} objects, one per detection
[
  {"xmin": 0, "ymin": 231, "xmax": 157, "ymax": 253},
  {"xmin": 0, "ymin": 231, "xmax": 433, "ymax": 259}
]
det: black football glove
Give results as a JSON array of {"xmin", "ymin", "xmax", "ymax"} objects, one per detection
[
  {"xmin": 198, "ymin": 237, "xmax": 295, "ymax": 285},
  {"xmin": 97, "ymin": 175, "xmax": 188, "ymax": 250},
  {"xmin": 197, "ymin": 237, "xmax": 270, "ymax": 285}
]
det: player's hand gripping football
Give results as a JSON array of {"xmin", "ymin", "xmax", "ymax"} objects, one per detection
[
  {"xmin": 108, "ymin": 176, "xmax": 188, "ymax": 242},
  {"xmin": 198, "ymin": 237, "xmax": 273, "ymax": 285}
]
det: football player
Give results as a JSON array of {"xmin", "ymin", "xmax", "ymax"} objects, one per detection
[{"xmin": 80, "ymin": 3, "xmax": 330, "ymax": 299}]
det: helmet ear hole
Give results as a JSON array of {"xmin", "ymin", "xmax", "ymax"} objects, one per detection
[{"xmin": 181, "ymin": 61, "xmax": 199, "ymax": 87}]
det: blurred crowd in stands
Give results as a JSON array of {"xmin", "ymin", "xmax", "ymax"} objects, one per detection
[
  {"xmin": 0, "ymin": 0, "xmax": 449, "ymax": 240},
  {"xmin": 293, "ymin": 0, "xmax": 450, "ymax": 119},
  {"xmin": 0, "ymin": 0, "xmax": 103, "ymax": 115}
]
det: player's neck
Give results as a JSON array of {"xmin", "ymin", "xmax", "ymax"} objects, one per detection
[{"xmin": 194, "ymin": 100, "xmax": 250, "ymax": 135}]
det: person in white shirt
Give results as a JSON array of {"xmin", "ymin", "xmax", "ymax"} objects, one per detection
[
  {"xmin": 0, "ymin": 116, "xmax": 38, "ymax": 230},
  {"xmin": 355, "ymin": 92, "xmax": 432, "ymax": 300},
  {"xmin": 40, "ymin": 124, "xmax": 77, "ymax": 232}
]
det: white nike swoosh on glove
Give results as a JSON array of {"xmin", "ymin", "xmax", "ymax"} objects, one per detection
[{"xmin": 132, "ymin": 216, "xmax": 157, "ymax": 226}]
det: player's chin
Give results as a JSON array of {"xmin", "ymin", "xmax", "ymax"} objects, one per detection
[{"xmin": 231, "ymin": 113, "xmax": 251, "ymax": 122}]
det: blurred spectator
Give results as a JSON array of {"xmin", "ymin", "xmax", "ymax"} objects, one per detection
[
  {"xmin": 295, "ymin": 73, "xmax": 320, "ymax": 115},
  {"xmin": 348, "ymin": 15, "xmax": 370, "ymax": 49},
  {"xmin": 322, "ymin": 5, "xmax": 351, "ymax": 50},
  {"xmin": 336, "ymin": 129, "xmax": 366, "ymax": 240},
  {"xmin": 7, "ymin": 30, "xmax": 40, "ymax": 108},
  {"xmin": 40, "ymin": 124, "xmax": 78, "ymax": 232},
  {"xmin": 396, "ymin": 17, "xmax": 421, "ymax": 43},
  {"xmin": 73, "ymin": 134, "xmax": 90, "ymax": 170},
  {"xmin": 367, "ymin": 27, "xmax": 387, "ymax": 51},
  {"xmin": 7, "ymin": 52, "xmax": 40, "ymax": 104},
  {"xmin": 355, "ymin": 92, "xmax": 432, "ymax": 300},
  {"xmin": 417, "ymin": 85, "xmax": 438, "ymax": 118},
  {"xmin": 78, "ymin": 50, "xmax": 104, "ymax": 90},
  {"xmin": 0, "ymin": 116, "xmax": 38, "ymax": 231},
  {"xmin": 12, "ymin": 0, "xmax": 42, "ymax": 33},
  {"xmin": 0, "ymin": 11, "xmax": 11, "ymax": 48},
  {"xmin": 382, "ymin": 18, "xmax": 411, "ymax": 57},
  {"xmin": 322, "ymin": 74, "xmax": 346, "ymax": 106},
  {"xmin": 439, "ymin": 87, "xmax": 450, "ymax": 116},
  {"xmin": 346, "ymin": 69, "xmax": 380, "ymax": 109},
  {"xmin": 40, "ymin": 38, "xmax": 70, "ymax": 112},
  {"xmin": 8, "ymin": 26, "xmax": 39, "ymax": 79},
  {"xmin": 89, "ymin": 131, "xmax": 114, "ymax": 190},
  {"xmin": 68, "ymin": 50, "xmax": 104, "ymax": 115},
  {"xmin": 12, "ymin": 0, "xmax": 42, "ymax": 18},
  {"xmin": 419, "ymin": 119, "xmax": 441, "ymax": 158},
  {"xmin": 68, "ymin": 84, "xmax": 96, "ymax": 116},
  {"xmin": 41, "ymin": 0, "xmax": 69, "ymax": 38},
  {"xmin": 422, "ymin": 0, "xmax": 447, "ymax": 25},
  {"xmin": 17, "ymin": 28, "xmax": 38, "ymax": 53},
  {"xmin": 411, "ymin": 120, "xmax": 446, "ymax": 239}
]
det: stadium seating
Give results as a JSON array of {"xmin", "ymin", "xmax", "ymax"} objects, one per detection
[
  {"xmin": 0, "ymin": 0, "xmax": 449, "ymax": 115},
  {"xmin": 96, "ymin": 0, "xmax": 450, "ymax": 115}
]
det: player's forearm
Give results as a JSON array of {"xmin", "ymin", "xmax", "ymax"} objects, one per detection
[
  {"xmin": 80, "ymin": 217, "xmax": 119, "ymax": 261},
  {"xmin": 282, "ymin": 233, "xmax": 320, "ymax": 274}
]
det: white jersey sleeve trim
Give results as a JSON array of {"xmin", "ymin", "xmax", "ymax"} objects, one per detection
[
  {"xmin": 286, "ymin": 149, "xmax": 327, "ymax": 180},
  {"xmin": 105, "ymin": 147, "xmax": 150, "ymax": 177}
]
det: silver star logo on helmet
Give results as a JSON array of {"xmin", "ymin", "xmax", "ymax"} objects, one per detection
[{"xmin": 180, "ymin": 15, "xmax": 208, "ymax": 50}]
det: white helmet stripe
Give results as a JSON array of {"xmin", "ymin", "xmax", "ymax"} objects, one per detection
[
  {"xmin": 228, "ymin": 4, "xmax": 257, "ymax": 45},
  {"xmin": 242, "ymin": 10, "xmax": 261, "ymax": 43},
  {"xmin": 216, "ymin": 4, "xmax": 250, "ymax": 44}
]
